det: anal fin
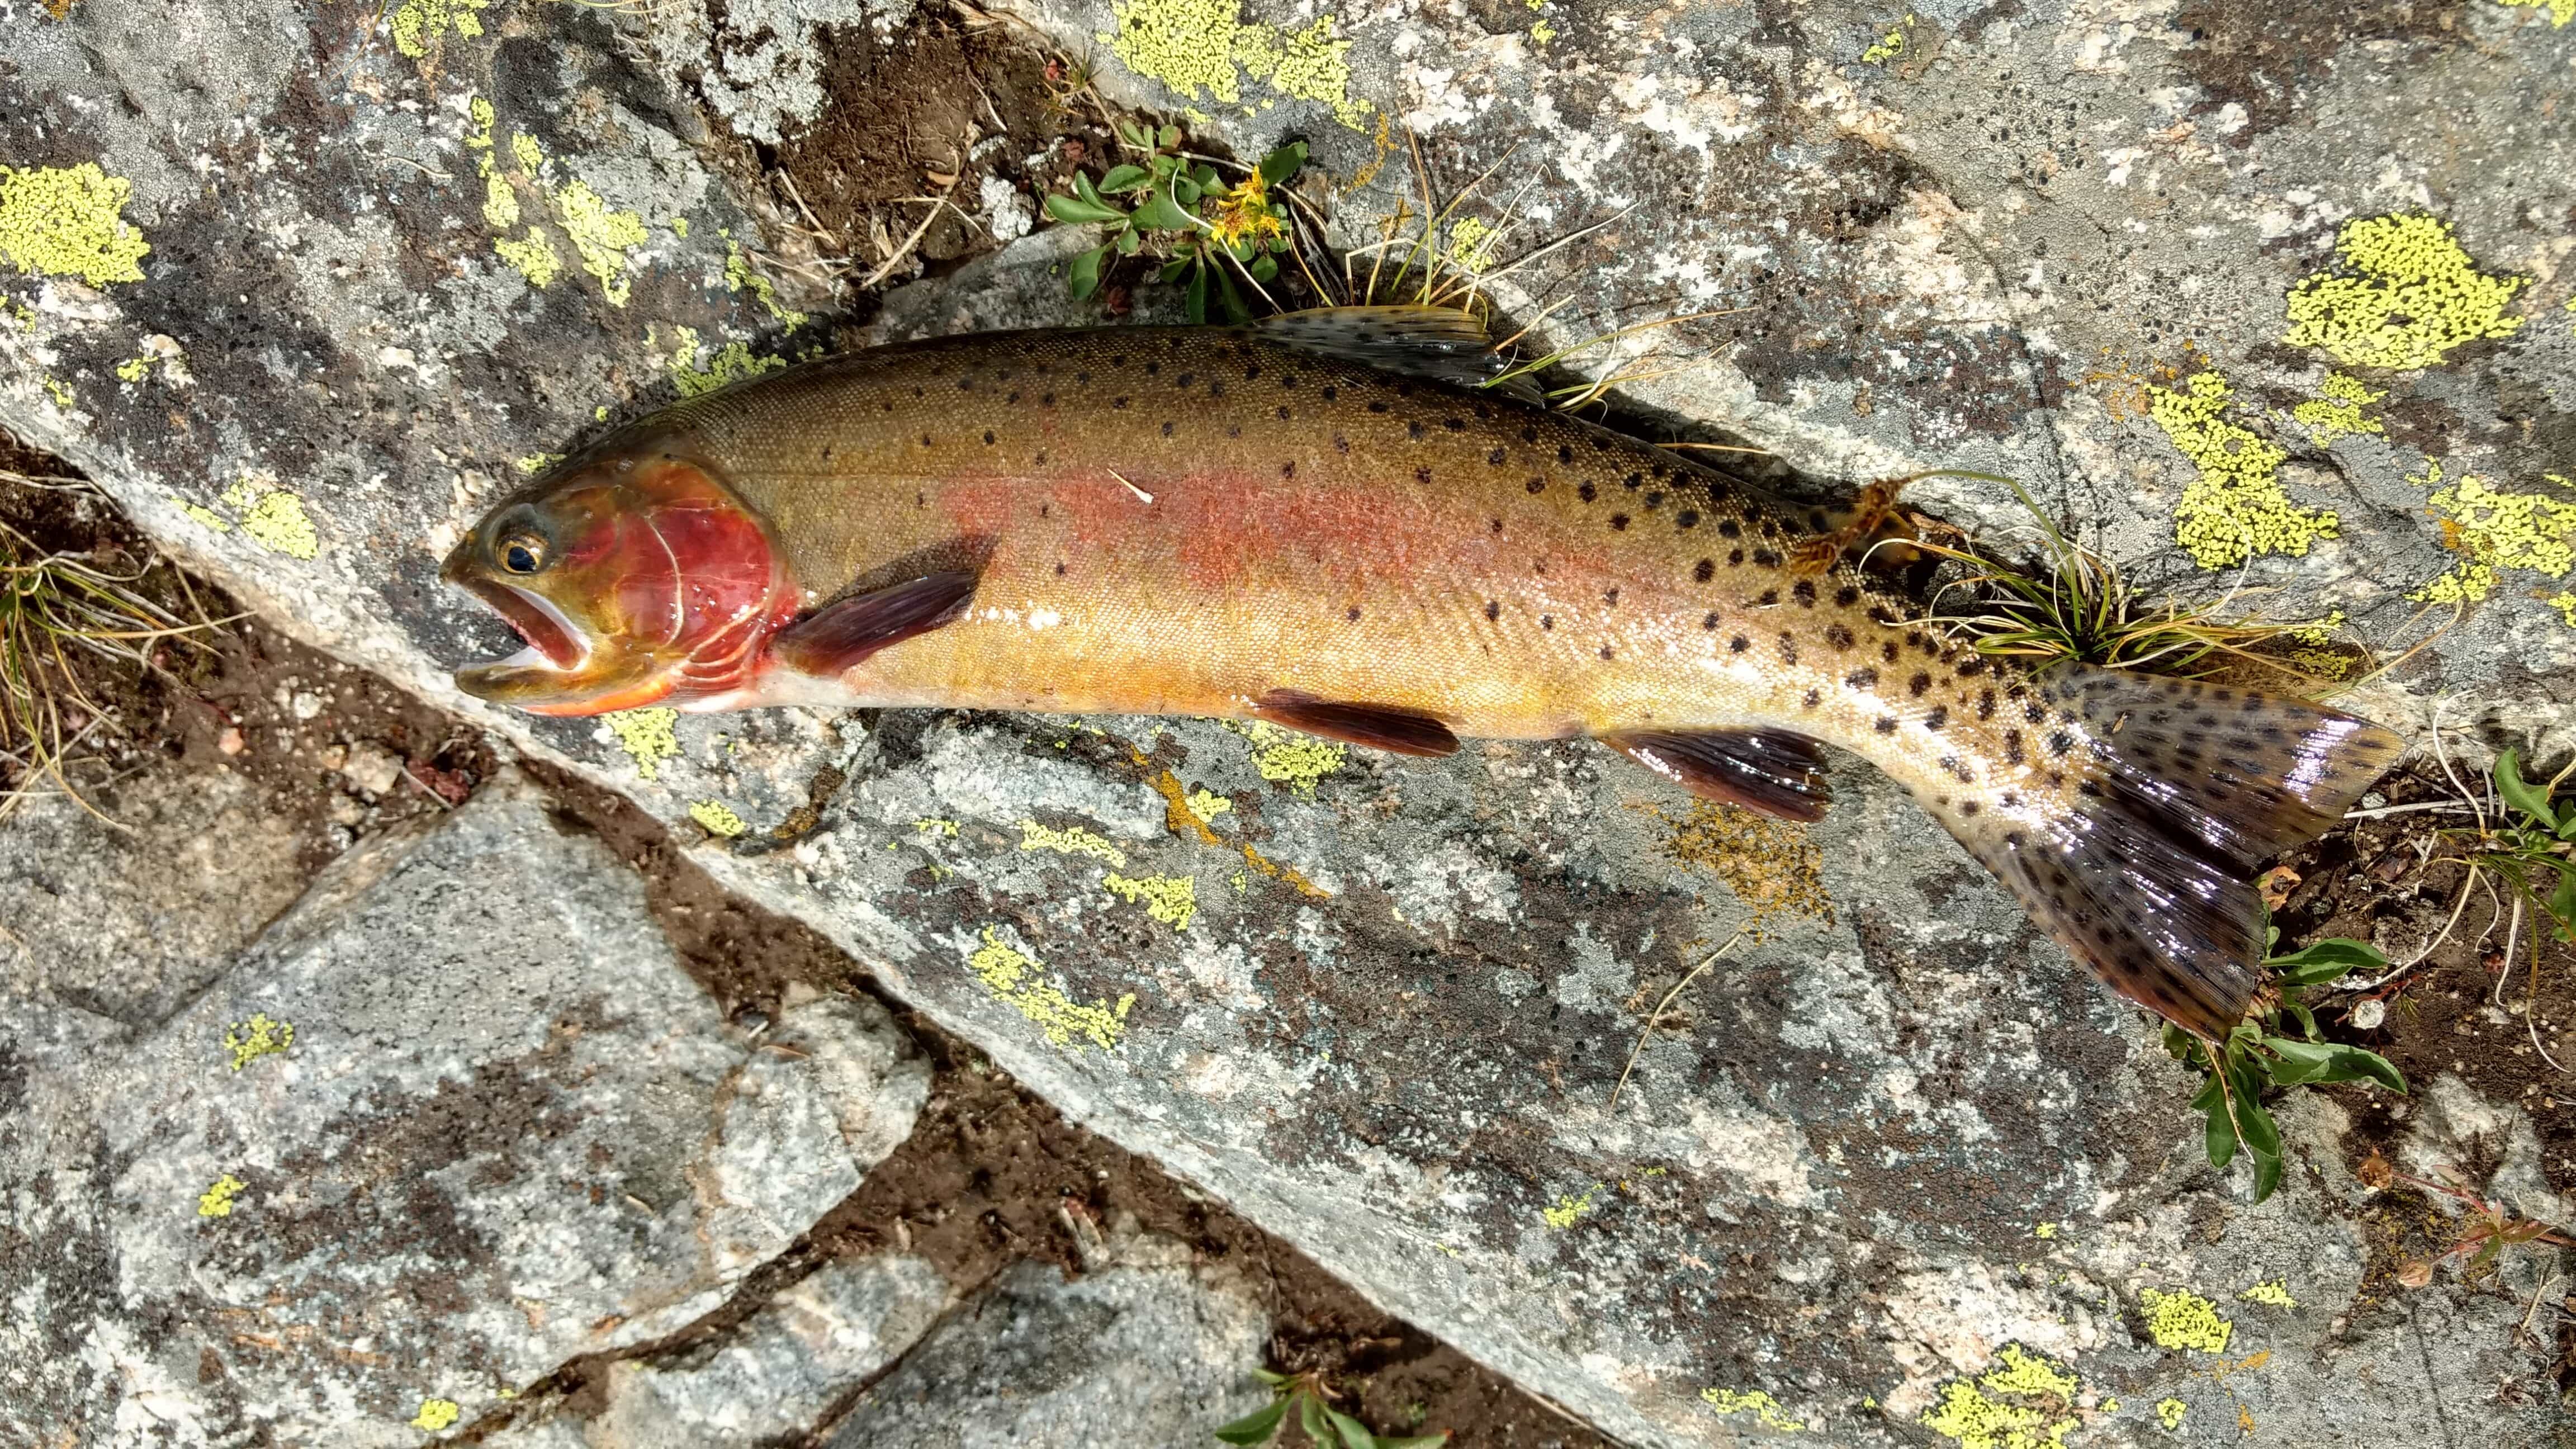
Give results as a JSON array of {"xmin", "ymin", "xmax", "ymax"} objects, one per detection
[
  {"xmin": 773, "ymin": 571, "xmax": 978, "ymax": 677},
  {"xmin": 1601, "ymin": 728, "xmax": 1832, "ymax": 822},
  {"xmin": 1252, "ymin": 689, "xmax": 1460, "ymax": 757}
]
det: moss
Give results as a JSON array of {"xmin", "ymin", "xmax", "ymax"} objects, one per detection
[
  {"xmin": 688, "ymin": 800, "xmax": 747, "ymax": 837},
  {"xmin": 2237, "ymin": 1278, "xmax": 2296, "ymax": 1308},
  {"xmin": 222, "ymin": 1013, "xmax": 294, "ymax": 1071},
  {"xmin": 2283, "ymin": 213, "xmax": 2526, "ymax": 371},
  {"xmin": 1699, "ymin": 1387, "xmax": 1806, "ymax": 1432},
  {"xmin": 725, "ymin": 242, "xmax": 807, "ymax": 328},
  {"xmin": 2139, "ymin": 1287, "xmax": 2234, "ymax": 1353},
  {"xmin": 1105, "ymin": 0, "xmax": 1371, "ymax": 130},
  {"xmin": 409, "ymin": 1398, "xmax": 461, "ymax": 1432},
  {"xmin": 553, "ymin": 179, "xmax": 648, "ymax": 306},
  {"xmin": 1635, "ymin": 801, "xmax": 1833, "ymax": 937},
  {"xmin": 389, "ymin": 0, "xmax": 486, "ymax": 59},
  {"xmin": 1236, "ymin": 719, "xmax": 1344, "ymax": 795},
  {"xmin": 0, "ymin": 162, "xmax": 151, "ymax": 286},
  {"xmin": 1541, "ymin": 1182, "xmax": 1603, "ymax": 1228},
  {"xmin": 1104, "ymin": 871, "xmax": 1198, "ymax": 929},
  {"xmin": 965, "ymin": 926, "xmax": 1135, "ymax": 1051},
  {"xmin": 2289, "ymin": 372, "xmax": 2384, "ymax": 447},
  {"xmin": 197, "ymin": 1174, "xmax": 247, "ymax": 1218},
  {"xmin": 603, "ymin": 707, "xmax": 681, "ymax": 780},
  {"xmin": 2147, "ymin": 371, "xmax": 2336, "ymax": 570},
  {"xmin": 1919, "ymin": 1347, "xmax": 2085, "ymax": 1449},
  {"xmin": 2407, "ymin": 461, "xmax": 2576, "ymax": 607},
  {"xmin": 219, "ymin": 480, "xmax": 321, "ymax": 559},
  {"xmin": 2154, "ymin": 1398, "xmax": 2186, "ymax": 1431},
  {"xmin": 1018, "ymin": 818, "xmax": 1129, "ymax": 866}
]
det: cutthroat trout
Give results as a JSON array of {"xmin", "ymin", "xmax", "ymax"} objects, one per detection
[{"xmin": 444, "ymin": 306, "xmax": 2399, "ymax": 1039}]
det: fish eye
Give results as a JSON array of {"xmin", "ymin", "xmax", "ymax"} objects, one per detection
[{"xmin": 497, "ymin": 531, "xmax": 549, "ymax": 575}]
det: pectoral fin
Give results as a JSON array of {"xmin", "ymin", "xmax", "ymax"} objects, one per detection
[
  {"xmin": 772, "ymin": 571, "xmax": 978, "ymax": 678},
  {"xmin": 1252, "ymin": 689, "xmax": 1460, "ymax": 757},
  {"xmin": 1601, "ymin": 728, "xmax": 1832, "ymax": 822}
]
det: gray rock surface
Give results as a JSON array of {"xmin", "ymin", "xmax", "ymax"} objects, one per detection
[
  {"xmin": 0, "ymin": 776, "xmax": 930, "ymax": 1446},
  {"xmin": 6, "ymin": 0, "xmax": 2574, "ymax": 1443}
]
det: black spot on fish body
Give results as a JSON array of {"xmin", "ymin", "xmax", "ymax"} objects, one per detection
[
  {"xmin": 1924, "ymin": 705, "xmax": 1948, "ymax": 729},
  {"xmin": 1826, "ymin": 624, "xmax": 1854, "ymax": 650},
  {"xmin": 1521, "ymin": 425, "xmax": 1538, "ymax": 443},
  {"xmin": 1625, "ymin": 471, "xmax": 1644, "ymax": 489},
  {"xmin": 1977, "ymin": 689, "xmax": 1996, "ymax": 720},
  {"xmin": 1579, "ymin": 482, "xmax": 1598, "ymax": 502},
  {"xmin": 1803, "ymin": 689, "xmax": 1820, "ymax": 709},
  {"xmin": 1179, "ymin": 372, "xmax": 1196, "ymax": 386},
  {"xmin": 1677, "ymin": 510, "xmax": 1699, "ymax": 529},
  {"xmin": 1846, "ymin": 667, "xmax": 1878, "ymax": 689},
  {"xmin": 1729, "ymin": 635, "xmax": 1750, "ymax": 653},
  {"xmin": 983, "ymin": 430, "xmax": 996, "ymax": 444},
  {"xmin": 1944, "ymin": 757, "xmax": 1974, "ymax": 783},
  {"xmin": 1273, "ymin": 405, "xmax": 1289, "ymax": 420},
  {"xmin": 1645, "ymin": 492, "xmax": 1665, "ymax": 509},
  {"xmin": 1753, "ymin": 549, "xmax": 1782, "ymax": 567},
  {"xmin": 1526, "ymin": 479, "xmax": 1545, "ymax": 493},
  {"xmin": 1334, "ymin": 434, "xmax": 1351, "ymax": 453},
  {"xmin": 1867, "ymin": 604, "xmax": 1901, "ymax": 624},
  {"xmin": 1729, "ymin": 548, "xmax": 1745, "ymax": 566},
  {"xmin": 2004, "ymin": 730, "xmax": 2025, "ymax": 764},
  {"xmin": 1909, "ymin": 673, "xmax": 1932, "ymax": 697},
  {"xmin": 1604, "ymin": 587, "xmax": 1620, "ymax": 605},
  {"xmin": 1282, "ymin": 462, "xmax": 1296, "ymax": 478},
  {"xmin": 1956, "ymin": 657, "xmax": 1987, "ymax": 676},
  {"xmin": 1542, "ymin": 615, "xmax": 1554, "ymax": 629},
  {"xmin": 1488, "ymin": 448, "xmax": 1507, "ymax": 465},
  {"xmin": 1445, "ymin": 417, "xmax": 1466, "ymax": 430},
  {"xmin": 1409, "ymin": 421, "xmax": 1428, "ymax": 439},
  {"xmin": 1610, "ymin": 514, "xmax": 1630, "ymax": 530},
  {"xmin": 1756, "ymin": 589, "xmax": 1779, "ymax": 606},
  {"xmin": 2026, "ymin": 701, "xmax": 2049, "ymax": 724},
  {"xmin": 1777, "ymin": 633, "xmax": 1798, "ymax": 664},
  {"xmin": 1835, "ymin": 585, "xmax": 1860, "ymax": 607},
  {"xmin": 1793, "ymin": 580, "xmax": 1816, "ymax": 605},
  {"xmin": 1162, "ymin": 422, "xmax": 1175, "ymax": 437},
  {"xmin": 1490, "ymin": 517, "xmax": 1503, "ymax": 533},
  {"xmin": 1485, "ymin": 600, "xmax": 1500, "ymax": 620},
  {"xmin": 1042, "ymin": 392, "xmax": 1056, "ymax": 406},
  {"xmin": 1882, "ymin": 642, "xmax": 1901, "ymax": 664},
  {"xmin": 2047, "ymin": 731, "xmax": 2073, "ymax": 756},
  {"xmin": 1703, "ymin": 613, "xmax": 1720, "ymax": 629},
  {"xmin": 1718, "ymin": 519, "xmax": 1742, "ymax": 538},
  {"xmin": 1695, "ymin": 559, "xmax": 1715, "ymax": 582},
  {"xmin": 1759, "ymin": 519, "xmax": 1778, "ymax": 538},
  {"xmin": 1875, "ymin": 717, "xmax": 1898, "ymax": 733},
  {"xmin": 1959, "ymin": 799, "xmax": 1981, "ymax": 816},
  {"xmin": 1558, "ymin": 444, "xmax": 1574, "ymax": 463},
  {"xmin": 1346, "ymin": 606, "xmax": 1360, "ymax": 621},
  {"xmin": 1599, "ymin": 645, "xmax": 1614, "ymax": 660}
]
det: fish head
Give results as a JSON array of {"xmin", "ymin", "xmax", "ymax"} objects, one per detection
[{"xmin": 442, "ymin": 450, "xmax": 791, "ymax": 716}]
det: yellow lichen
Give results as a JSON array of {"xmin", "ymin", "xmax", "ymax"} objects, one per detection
[
  {"xmin": 0, "ymin": 162, "xmax": 151, "ymax": 286},
  {"xmin": 2154, "ymin": 1398, "xmax": 2187, "ymax": 1431},
  {"xmin": 219, "ymin": 479, "xmax": 321, "ymax": 559},
  {"xmin": 2550, "ymin": 591, "xmax": 2576, "ymax": 628},
  {"xmin": 725, "ymin": 241, "xmax": 806, "ymax": 328},
  {"xmin": 222, "ymin": 1014, "xmax": 294, "ymax": 1071},
  {"xmin": 1541, "ymin": 1182, "xmax": 1603, "ymax": 1228},
  {"xmin": 2408, "ymin": 461, "xmax": 2576, "ymax": 606},
  {"xmin": 688, "ymin": 800, "xmax": 747, "ymax": 837},
  {"xmin": 659, "ymin": 324, "xmax": 785, "ymax": 399},
  {"xmin": 2289, "ymin": 371, "xmax": 2384, "ymax": 447},
  {"xmin": 2498, "ymin": 0, "xmax": 2575, "ymax": 31},
  {"xmin": 174, "ymin": 496, "xmax": 231, "ymax": 533},
  {"xmin": 604, "ymin": 708, "xmax": 681, "ymax": 781},
  {"xmin": 915, "ymin": 816, "xmax": 961, "ymax": 836},
  {"xmin": 514, "ymin": 452, "xmax": 561, "ymax": 475},
  {"xmin": 1105, "ymin": 0, "xmax": 1370, "ymax": 130},
  {"xmin": 1018, "ymin": 818, "xmax": 1129, "ymax": 866},
  {"xmin": 197, "ymin": 1174, "xmax": 247, "ymax": 1218},
  {"xmin": 1236, "ymin": 719, "xmax": 1344, "ymax": 795},
  {"xmin": 389, "ymin": 0, "xmax": 486, "ymax": 59},
  {"xmin": 1699, "ymin": 1387, "xmax": 1806, "ymax": 1432},
  {"xmin": 2147, "ymin": 371, "xmax": 2336, "ymax": 570},
  {"xmin": 1919, "ymin": 1346, "xmax": 2083, "ymax": 1449},
  {"xmin": 965, "ymin": 926, "xmax": 1135, "ymax": 1051},
  {"xmin": 2033, "ymin": 1221, "xmax": 2058, "ymax": 1239},
  {"xmin": 410, "ymin": 1398, "xmax": 461, "ymax": 1432},
  {"xmin": 1529, "ymin": 18, "xmax": 1556, "ymax": 42},
  {"xmin": 1447, "ymin": 216, "xmax": 1500, "ymax": 272},
  {"xmin": 1104, "ymin": 872, "xmax": 1197, "ymax": 929},
  {"xmin": 493, "ymin": 229, "xmax": 561, "ymax": 288},
  {"xmin": 1862, "ymin": 16, "xmax": 1912, "ymax": 64},
  {"xmin": 2283, "ymin": 212, "xmax": 2526, "ymax": 371},
  {"xmin": 2237, "ymin": 1278, "xmax": 2296, "ymax": 1308},
  {"xmin": 1633, "ymin": 800, "xmax": 1834, "ymax": 937},
  {"xmin": 553, "ymin": 179, "xmax": 649, "ymax": 306},
  {"xmin": 2139, "ymin": 1287, "xmax": 2234, "ymax": 1353},
  {"xmin": 1184, "ymin": 788, "xmax": 1232, "ymax": 819}
]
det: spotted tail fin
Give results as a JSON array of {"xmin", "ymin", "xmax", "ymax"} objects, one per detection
[{"xmin": 1966, "ymin": 665, "xmax": 2402, "ymax": 1039}]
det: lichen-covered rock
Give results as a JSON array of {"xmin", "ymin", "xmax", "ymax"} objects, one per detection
[
  {"xmin": 4, "ymin": 0, "xmax": 2573, "ymax": 1442},
  {"xmin": 0, "ymin": 776, "xmax": 929, "ymax": 1446}
]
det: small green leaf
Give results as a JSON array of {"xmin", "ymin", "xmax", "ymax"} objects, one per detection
[
  {"xmin": 2547, "ymin": 866, "xmax": 2576, "ymax": 941},
  {"xmin": 2269, "ymin": 937, "xmax": 2386, "ymax": 985},
  {"xmin": 1173, "ymin": 176, "xmax": 1204, "ymax": 205},
  {"xmin": 2231, "ymin": 1093, "xmax": 2282, "ymax": 1162},
  {"xmin": 1214, "ymin": 1398, "xmax": 1290, "ymax": 1445},
  {"xmin": 2162, "ymin": 1024, "xmax": 2195, "ymax": 1061},
  {"xmin": 2326, "ymin": 1045, "xmax": 2407, "ymax": 1094},
  {"xmin": 2250, "ymin": 1144, "xmax": 2284, "ymax": 1203},
  {"xmin": 1114, "ymin": 226, "xmax": 1142, "ymax": 255},
  {"xmin": 2260, "ymin": 1036, "xmax": 2339, "ymax": 1085},
  {"xmin": 1258, "ymin": 141, "xmax": 1309, "ymax": 185},
  {"xmin": 1152, "ymin": 154, "xmax": 1180, "ymax": 178},
  {"xmin": 1247, "ymin": 252, "xmax": 1278, "ymax": 283},
  {"xmin": 1251, "ymin": 1368, "xmax": 1291, "ymax": 1387},
  {"xmin": 1046, "ymin": 192, "xmax": 1129, "ymax": 226},
  {"xmin": 1185, "ymin": 263, "xmax": 1211, "ymax": 324},
  {"xmin": 1194, "ymin": 162, "xmax": 1221, "ymax": 189},
  {"xmin": 1068, "ymin": 243, "xmax": 1110, "ymax": 301},
  {"xmin": 1300, "ymin": 1393, "xmax": 1332, "ymax": 1442},
  {"xmin": 1158, "ymin": 123, "xmax": 1182, "ymax": 149},
  {"xmin": 1158, "ymin": 256, "xmax": 1193, "ymax": 285},
  {"xmin": 1117, "ymin": 118, "xmax": 1153, "ymax": 148},
  {"xmin": 2187, "ymin": 1075, "xmax": 2222, "ymax": 1114},
  {"xmin": 2496, "ymin": 749, "xmax": 2559, "ymax": 832},
  {"xmin": 1211, "ymin": 261, "xmax": 1249, "ymax": 323},
  {"xmin": 2282, "ymin": 1000, "xmax": 2320, "ymax": 1043},
  {"xmin": 1133, "ymin": 189, "xmax": 1199, "ymax": 233},
  {"xmin": 1325, "ymin": 1408, "xmax": 1377, "ymax": 1449},
  {"xmin": 1074, "ymin": 172, "xmax": 1108, "ymax": 207},
  {"xmin": 1098, "ymin": 164, "xmax": 1153, "ymax": 193},
  {"xmin": 2203, "ymin": 1096, "xmax": 2238, "ymax": 1170}
]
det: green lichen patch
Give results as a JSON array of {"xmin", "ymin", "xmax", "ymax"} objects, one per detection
[
  {"xmin": 688, "ymin": 800, "xmax": 747, "ymax": 837},
  {"xmin": 2138, "ymin": 1286, "xmax": 2234, "ymax": 1353},
  {"xmin": 2283, "ymin": 213, "xmax": 2526, "ymax": 371},
  {"xmin": 197, "ymin": 1173, "xmax": 247, "ymax": 1218},
  {"xmin": 2147, "ymin": 371, "xmax": 2336, "ymax": 570},
  {"xmin": 409, "ymin": 1397, "xmax": 461, "ymax": 1431},
  {"xmin": 1541, "ymin": 1182, "xmax": 1603, "ymax": 1228},
  {"xmin": 1018, "ymin": 818, "xmax": 1129, "ymax": 866},
  {"xmin": 1918, "ymin": 1346, "xmax": 2084, "ymax": 1449},
  {"xmin": 1105, "ymin": 0, "xmax": 1371, "ymax": 130},
  {"xmin": 603, "ymin": 708, "xmax": 681, "ymax": 780},
  {"xmin": 2288, "ymin": 371, "xmax": 2384, "ymax": 447},
  {"xmin": 659, "ymin": 324, "xmax": 785, "ymax": 399},
  {"xmin": 964, "ymin": 926, "xmax": 1135, "ymax": 1051},
  {"xmin": 724, "ymin": 241, "xmax": 807, "ymax": 328},
  {"xmin": 1700, "ymin": 1386, "xmax": 1807, "ymax": 1432},
  {"xmin": 554, "ymin": 179, "xmax": 649, "ymax": 307},
  {"xmin": 2237, "ymin": 1278, "xmax": 2296, "ymax": 1308},
  {"xmin": 2498, "ymin": 0, "xmax": 2574, "ymax": 29},
  {"xmin": 0, "ymin": 162, "xmax": 151, "ymax": 286},
  {"xmin": 389, "ymin": 0, "xmax": 486, "ymax": 60},
  {"xmin": 2154, "ymin": 1397, "xmax": 2186, "ymax": 1431},
  {"xmin": 1104, "ymin": 871, "xmax": 1197, "ymax": 929},
  {"xmin": 215, "ymin": 479, "xmax": 322, "ymax": 559},
  {"xmin": 1185, "ymin": 787, "xmax": 1233, "ymax": 819},
  {"xmin": 1234, "ymin": 719, "xmax": 1344, "ymax": 795},
  {"xmin": 2407, "ymin": 461, "xmax": 2576, "ymax": 609},
  {"xmin": 1861, "ymin": 14, "xmax": 1914, "ymax": 64},
  {"xmin": 222, "ymin": 1013, "xmax": 295, "ymax": 1071}
]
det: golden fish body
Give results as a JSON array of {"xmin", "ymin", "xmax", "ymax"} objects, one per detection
[{"xmin": 445, "ymin": 311, "xmax": 2400, "ymax": 1038}]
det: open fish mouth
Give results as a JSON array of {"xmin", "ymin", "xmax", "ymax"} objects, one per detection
[{"xmin": 456, "ymin": 576, "xmax": 589, "ymax": 673}]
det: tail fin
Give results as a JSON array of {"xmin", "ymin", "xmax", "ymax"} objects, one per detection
[{"xmin": 1964, "ymin": 665, "xmax": 2402, "ymax": 1039}]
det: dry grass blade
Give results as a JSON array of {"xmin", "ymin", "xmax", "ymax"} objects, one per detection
[{"xmin": 1607, "ymin": 931, "xmax": 1744, "ymax": 1111}]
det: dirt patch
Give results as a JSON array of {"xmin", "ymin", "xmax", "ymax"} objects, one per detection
[
  {"xmin": 2169, "ymin": 0, "xmax": 2469, "ymax": 141},
  {"xmin": 3, "ymin": 439, "xmax": 1607, "ymax": 1447}
]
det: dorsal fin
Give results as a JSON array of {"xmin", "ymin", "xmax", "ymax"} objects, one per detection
[{"xmin": 1254, "ymin": 306, "xmax": 1540, "ymax": 402}]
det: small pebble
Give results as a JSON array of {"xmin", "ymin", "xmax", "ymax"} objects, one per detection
[
  {"xmin": 216, "ymin": 726, "xmax": 245, "ymax": 756},
  {"xmin": 340, "ymin": 742, "xmax": 402, "ymax": 797},
  {"xmin": 2351, "ymin": 999, "xmax": 2385, "ymax": 1030}
]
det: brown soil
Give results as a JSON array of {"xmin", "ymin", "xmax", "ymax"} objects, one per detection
[{"xmin": 3, "ymin": 439, "xmax": 1608, "ymax": 1447}]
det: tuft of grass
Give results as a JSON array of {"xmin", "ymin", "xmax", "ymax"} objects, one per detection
[
  {"xmin": 2164, "ymin": 919, "xmax": 2407, "ymax": 1204},
  {"xmin": 1215, "ymin": 1367, "xmax": 1448, "ymax": 1448},
  {"xmin": 0, "ymin": 470, "xmax": 229, "ymax": 825}
]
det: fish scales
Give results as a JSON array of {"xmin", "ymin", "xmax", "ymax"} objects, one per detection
[{"xmin": 444, "ymin": 310, "xmax": 2402, "ymax": 1040}]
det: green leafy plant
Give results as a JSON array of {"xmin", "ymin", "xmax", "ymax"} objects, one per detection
[
  {"xmin": 1215, "ymin": 1368, "xmax": 1447, "ymax": 1448},
  {"xmin": 1045, "ymin": 125, "xmax": 1305, "ymax": 323},
  {"xmin": 2452, "ymin": 748, "xmax": 2576, "ymax": 945},
  {"xmin": 2163, "ymin": 926, "xmax": 2407, "ymax": 1204}
]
